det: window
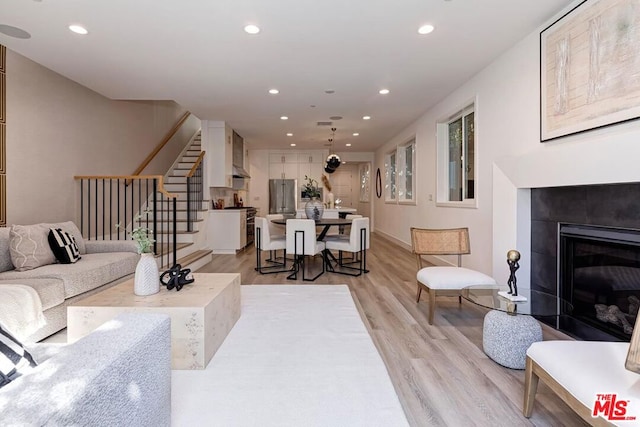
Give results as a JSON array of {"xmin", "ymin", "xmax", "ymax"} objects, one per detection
[
  {"xmin": 397, "ymin": 139, "xmax": 415, "ymax": 203},
  {"xmin": 437, "ymin": 102, "xmax": 476, "ymax": 207},
  {"xmin": 359, "ymin": 163, "xmax": 370, "ymax": 202},
  {"xmin": 385, "ymin": 138, "xmax": 416, "ymax": 204},
  {"xmin": 384, "ymin": 151, "xmax": 396, "ymax": 202}
]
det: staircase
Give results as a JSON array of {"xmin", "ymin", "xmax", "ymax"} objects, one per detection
[{"xmin": 158, "ymin": 132, "xmax": 212, "ymax": 271}]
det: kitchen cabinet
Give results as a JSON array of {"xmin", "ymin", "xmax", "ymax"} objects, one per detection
[
  {"xmin": 208, "ymin": 210, "xmax": 246, "ymax": 254},
  {"xmin": 203, "ymin": 120, "xmax": 233, "ymax": 188},
  {"xmin": 297, "ymin": 151, "xmax": 325, "ymax": 186},
  {"xmin": 269, "ymin": 153, "xmax": 299, "ymax": 180}
]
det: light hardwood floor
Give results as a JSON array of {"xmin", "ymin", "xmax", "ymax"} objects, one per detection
[{"xmin": 197, "ymin": 232, "xmax": 588, "ymax": 427}]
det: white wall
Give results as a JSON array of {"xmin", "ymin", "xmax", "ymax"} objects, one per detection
[
  {"xmin": 6, "ymin": 49, "xmax": 194, "ymax": 225},
  {"xmin": 374, "ymin": 0, "xmax": 640, "ymax": 278}
]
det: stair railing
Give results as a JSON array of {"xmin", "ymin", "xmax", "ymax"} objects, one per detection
[
  {"xmin": 186, "ymin": 151, "xmax": 205, "ymax": 232},
  {"xmin": 74, "ymin": 175, "xmax": 178, "ymax": 269}
]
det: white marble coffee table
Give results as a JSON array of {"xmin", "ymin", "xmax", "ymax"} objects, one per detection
[{"xmin": 68, "ymin": 273, "xmax": 241, "ymax": 370}]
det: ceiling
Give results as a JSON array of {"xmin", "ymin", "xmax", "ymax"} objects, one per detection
[{"xmin": 0, "ymin": 0, "xmax": 573, "ymax": 152}]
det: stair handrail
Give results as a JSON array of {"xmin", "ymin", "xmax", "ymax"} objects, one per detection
[
  {"xmin": 130, "ymin": 111, "xmax": 192, "ymax": 177},
  {"xmin": 74, "ymin": 174, "xmax": 179, "ymax": 199},
  {"xmin": 186, "ymin": 151, "xmax": 206, "ymax": 178},
  {"xmin": 185, "ymin": 151, "xmax": 206, "ymax": 232},
  {"xmin": 74, "ymin": 174, "xmax": 179, "ymax": 268}
]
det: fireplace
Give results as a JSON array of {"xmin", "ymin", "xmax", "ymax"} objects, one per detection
[{"xmin": 558, "ymin": 223, "xmax": 640, "ymax": 341}]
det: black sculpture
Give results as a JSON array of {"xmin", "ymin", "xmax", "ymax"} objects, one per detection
[
  {"xmin": 507, "ymin": 249, "xmax": 521, "ymax": 296},
  {"xmin": 160, "ymin": 264, "xmax": 194, "ymax": 291}
]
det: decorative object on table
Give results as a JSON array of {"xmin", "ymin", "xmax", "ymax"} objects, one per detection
[
  {"xmin": 160, "ymin": 263, "xmax": 194, "ymax": 291},
  {"xmin": 540, "ymin": 0, "xmax": 640, "ymax": 142},
  {"xmin": 498, "ymin": 249, "xmax": 526, "ymax": 302},
  {"xmin": 116, "ymin": 211, "xmax": 159, "ymax": 296},
  {"xmin": 375, "ymin": 168, "xmax": 382, "ymax": 198},
  {"xmin": 322, "ymin": 175, "xmax": 335, "ymax": 208},
  {"xmin": 302, "ymin": 175, "xmax": 324, "ymax": 220},
  {"xmin": 324, "ymin": 128, "xmax": 341, "ymax": 173}
]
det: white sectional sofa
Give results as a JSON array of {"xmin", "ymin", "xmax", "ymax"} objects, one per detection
[
  {"xmin": 0, "ymin": 313, "xmax": 171, "ymax": 425},
  {"xmin": 0, "ymin": 222, "xmax": 139, "ymax": 342}
]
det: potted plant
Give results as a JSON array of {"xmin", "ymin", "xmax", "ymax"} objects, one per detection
[
  {"xmin": 116, "ymin": 211, "xmax": 159, "ymax": 296},
  {"xmin": 302, "ymin": 175, "xmax": 324, "ymax": 220}
]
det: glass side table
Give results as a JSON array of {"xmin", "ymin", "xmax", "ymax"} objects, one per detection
[{"xmin": 461, "ymin": 285, "xmax": 573, "ymax": 369}]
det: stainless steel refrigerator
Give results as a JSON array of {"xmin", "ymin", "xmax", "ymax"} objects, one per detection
[{"xmin": 269, "ymin": 179, "xmax": 297, "ymax": 214}]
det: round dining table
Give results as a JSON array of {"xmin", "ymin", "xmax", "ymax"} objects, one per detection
[{"xmin": 271, "ymin": 217, "xmax": 352, "ymax": 241}]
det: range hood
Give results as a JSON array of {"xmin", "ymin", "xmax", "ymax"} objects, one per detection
[
  {"xmin": 232, "ymin": 165, "xmax": 250, "ymax": 178},
  {"xmin": 232, "ymin": 130, "xmax": 251, "ymax": 178}
]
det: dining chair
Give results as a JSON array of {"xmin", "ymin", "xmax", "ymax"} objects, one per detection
[
  {"xmin": 265, "ymin": 214, "xmax": 286, "ymax": 264},
  {"xmin": 286, "ymin": 219, "xmax": 326, "ymax": 281},
  {"xmin": 410, "ymin": 227, "xmax": 496, "ymax": 325},
  {"xmin": 324, "ymin": 217, "xmax": 370, "ymax": 276},
  {"xmin": 254, "ymin": 217, "xmax": 287, "ymax": 274}
]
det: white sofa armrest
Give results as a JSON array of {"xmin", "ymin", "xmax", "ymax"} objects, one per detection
[
  {"xmin": 85, "ymin": 239, "xmax": 139, "ymax": 254},
  {"xmin": 0, "ymin": 313, "xmax": 171, "ymax": 426}
]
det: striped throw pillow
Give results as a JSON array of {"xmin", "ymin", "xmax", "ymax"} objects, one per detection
[
  {"xmin": 0, "ymin": 324, "xmax": 37, "ymax": 388},
  {"xmin": 48, "ymin": 228, "xmax": 81, "ymax": 264}
]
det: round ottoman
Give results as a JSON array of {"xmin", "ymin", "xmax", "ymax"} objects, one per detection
[{"xmin": 482, "ymin": 310, "xmax": 542, "ymax": 370}]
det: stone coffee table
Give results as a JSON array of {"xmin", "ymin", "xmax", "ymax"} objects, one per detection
[{"xmin": 68, "ymin": 273, "xmax": 241, "ymax": 370}]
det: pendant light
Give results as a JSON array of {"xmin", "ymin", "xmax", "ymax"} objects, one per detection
[{"xmin": 325, "ymin": 128, "xmax": 341, "ymax": 173}]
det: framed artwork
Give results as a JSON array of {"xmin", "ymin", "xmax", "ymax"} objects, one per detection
[{"xmin": 540, "ymin": 0, "xmax": 640, "ymax": 141}]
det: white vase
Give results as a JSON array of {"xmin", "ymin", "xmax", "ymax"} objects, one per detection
[
  {"xmin": 305, "ymin": 197, "xmax": 324, "ymax": 220},
  {"xmin": 134, "ymin": 253, "xmax": 160, "ymax": 296}
]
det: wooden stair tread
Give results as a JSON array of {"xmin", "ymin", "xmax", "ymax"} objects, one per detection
[
  {"xmin": 153, "ymin": 242, "xmax": 192, "ymax": 256},
  {"xmin": 176, "ymin": 249, "xmax": 212, "ymax": 267}
]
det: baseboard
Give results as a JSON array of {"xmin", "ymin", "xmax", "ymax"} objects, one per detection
[{"xmin": 374, "ymin": 230, "xmax": 456, "ymax": 267}]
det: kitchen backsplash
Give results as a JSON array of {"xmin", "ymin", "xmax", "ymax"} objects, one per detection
[{"xmin": 210, "ymin": 187, "xmax": 247, "ymax": 209}]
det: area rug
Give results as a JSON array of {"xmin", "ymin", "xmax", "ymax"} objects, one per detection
[{"xmin": 172, "ymin": 285, "xmax": 409, "ymax": 426}]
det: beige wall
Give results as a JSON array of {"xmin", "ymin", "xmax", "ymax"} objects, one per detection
[{"xmin": 6, "ymin": 49, "xmax": 198, "ymax": 225}]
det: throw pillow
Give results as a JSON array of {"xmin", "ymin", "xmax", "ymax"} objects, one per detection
[
  {"xmin": 48, "ymin": 228, "xmax": 81, "ymax": 264},
  {"xmin": 0, "ymin": 323, "xmax": 37, "ymax": 388},
  {"xmin": 9, "ymin": 224, "xmax": 57, "ymax": 272}
]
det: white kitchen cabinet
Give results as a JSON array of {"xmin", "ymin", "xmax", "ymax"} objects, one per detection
[
  {"xmin": 298, "ymin": 151, "xmax": 325, "ymax": 186},
  {"xmin": 208, "ymin": 210, "xmax": 246, "ymax": 254},
  {"xmin": 204, "ymin": 120, "xmax": 233, "ymax": 188},
  {"xmin": 269, "ymin": 153, "xmax": 299, "ymax": 180}
]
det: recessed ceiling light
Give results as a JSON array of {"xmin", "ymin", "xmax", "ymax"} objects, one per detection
[
  {"xmin": 244, "ymin": 24, "xmax": 260, "ymax": 34},
  {"xmin": 352, "ymin": 133, "xmax": 359, "ymax": 136},
  {"xmin": 346, "ymin": 143, "xmax": 352, "ymax": 147},
  {"xmin": 0, "ymin": 24, "xmax": 31, "ymax": 39},
  {"xmin": 362, "ymin": 116, "xmax": 371, "ymax": 120},
  {"xmin": 280, "ymin": 116, "xmax": 288, "ymax": 120},
  {"xmin": 418, "ymin": 24, "xmax": 435, "ymax": 35},
  {"xmin": 286, "ymin": 133, "xmax": 293, "ymax": 136},
  {"xmin": 290, "ymin": 143, "xmax": 296, "ymax": 147},
  {"xmin": 268, "ymin": 89, "xmax": 279, "ymax": 94},
  {"xmin": 68, "ymin": 24, "xmax": 88, "ymax": 35},
  {"xmin": 379, "ymin": 89, "xmax": 390, "ymax": 95}
]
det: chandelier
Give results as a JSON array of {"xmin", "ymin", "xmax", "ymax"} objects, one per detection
[{"xmin": 325, "ymin": 128, "xmax": 341, "ymax": 174}]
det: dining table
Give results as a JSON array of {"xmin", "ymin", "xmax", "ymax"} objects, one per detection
[{"xmin": 270, "ymin": 217, "xmax": 352, "ymax": 241}]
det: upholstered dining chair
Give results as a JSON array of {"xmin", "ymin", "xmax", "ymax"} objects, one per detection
[
  {"xmin": 254, "ymin": 217, "xmax": 287, "ymax": 274},
  {"xmin": 286, "ymin": 219, "xmax": 326, "ymax": 281},
  {"xmin": 325, "ymin": 217, "xmax": 370, "ymax": 276},
  {"xmin": 410, "ymin": 227, "xmax": 496, "ymax": 325}
]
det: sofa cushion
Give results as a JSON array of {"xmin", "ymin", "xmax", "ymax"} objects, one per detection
[
  {"xmin": 48, "ymin": 228, "xmax": 81, "ymax": 264},
  {"xmin": 0, "ymin": 279, "xmax": 65, "ymax": 311},
  {"xmin": 0, "ymin": 252, "xmax": 139, "ymax": 299},
  {"xmin": 41, "ymin": 222, "xmax": 86, "ymax": 255},
  {"xmin": 9, "ymin": 224, "xmax": 56, "ymax": 271},
  {"xmin": 0, "ymin": 228, "xmax": 13, "ymax": 273},
  {"xmin": 0, "ymin": 323, "xmax": 37, "ymax": 388}
]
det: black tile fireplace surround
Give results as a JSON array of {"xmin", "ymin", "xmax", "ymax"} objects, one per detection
[{"xmin": 531, "ymin": 183, "xmax": 640, "ymax": 341}]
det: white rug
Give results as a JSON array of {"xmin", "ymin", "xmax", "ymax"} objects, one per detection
[{"xmin": 172, "ymin": 285, "xmax": 409, "ymax": 426}]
